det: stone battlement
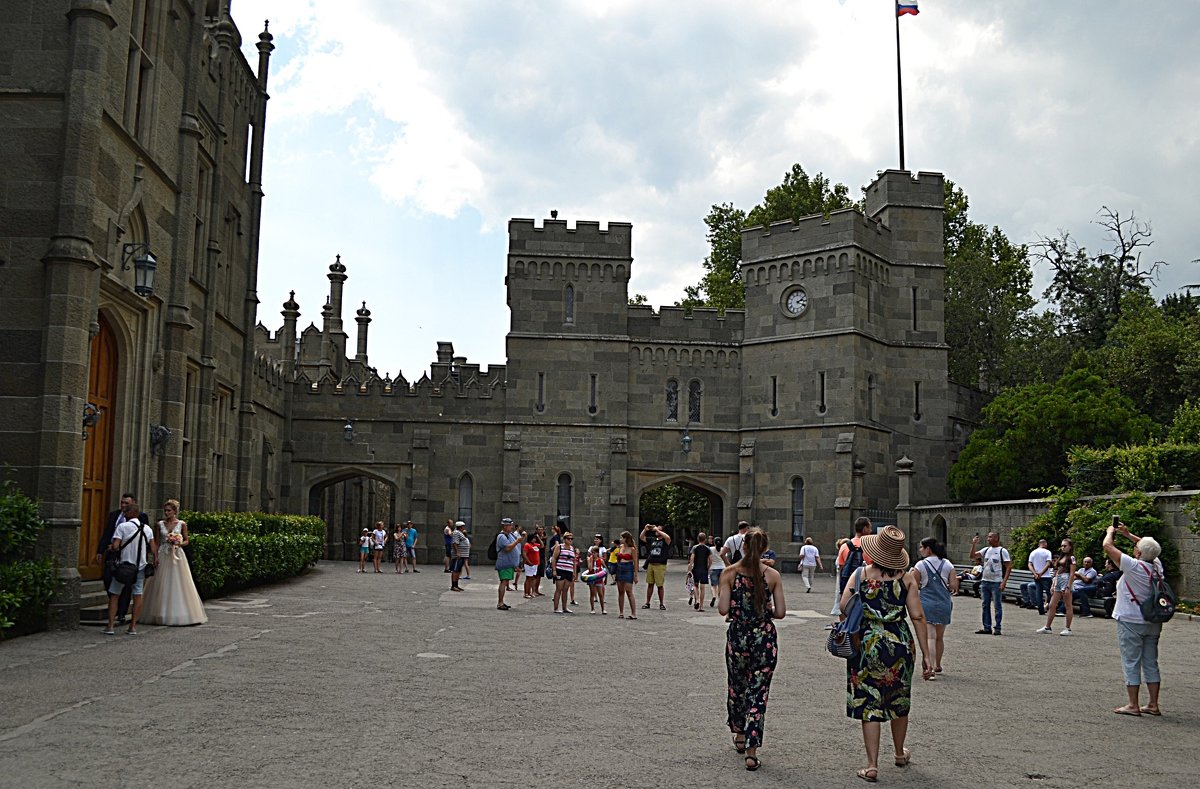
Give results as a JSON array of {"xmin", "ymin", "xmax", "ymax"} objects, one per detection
[
  {"xmin": 508, "ymin": 218, "xmax": 633, "ymax": 259},
  {"xmin": 628, "ymin": 304, "xmax": 745, "ymax": 344}
]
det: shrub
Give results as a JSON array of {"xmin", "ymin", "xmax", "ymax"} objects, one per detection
[
  {"xmin": 181, "ymin": 511, "xmax": 324, "ymax": 599},
  {"xmin": 1009, "ymin": 489, "xmax": 1178, "ymax": 580},
  {"xmin": 0, "ymin": 481, "xmax": 60, "ymax": 637}
]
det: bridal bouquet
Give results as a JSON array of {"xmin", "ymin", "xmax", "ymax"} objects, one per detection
[{"xmin": 167, "ymin": 532, "xmax": 184, "ymax": 546}]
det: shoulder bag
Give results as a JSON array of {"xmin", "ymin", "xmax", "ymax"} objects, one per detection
[{"xmin": 827, "ymin": 569, "xmax": 865, "ymax": 660}]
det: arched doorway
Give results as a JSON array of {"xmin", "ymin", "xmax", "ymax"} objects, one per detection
[
  {"xmin": 637, "ymin": 480, "xmax": 723, "ymax": 558},
  {"xmin": 307, "ymin": 470, "xmax": 398, "ymax": 560},
  {"xmin": 932, "ymin": 514, "xmax": 948, "ymax": 546},
  {"xmin": 79, "ymin": 315, "xmax": 118, "ymax": 580}
]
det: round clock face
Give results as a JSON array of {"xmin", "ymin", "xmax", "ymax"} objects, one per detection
[{"xmin": 785, "ymin": 288, "xmax": 808, "ymax": 316}]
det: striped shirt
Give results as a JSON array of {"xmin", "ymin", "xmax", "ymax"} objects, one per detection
[
  {"xmin": 452, "ymin": 529, "xmax": 471, "ymax": 558},
  {"xmin": 555, "ymin": 546, "xmax": 577, "ymax": 572}
]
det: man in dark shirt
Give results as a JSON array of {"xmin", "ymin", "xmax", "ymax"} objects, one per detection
[
  {"xmin": 94, "ymin": 493, "xmax": 150, "ymax": 623},
  {"xmin": 640, "ymin": 523, "xmax": 672, "ymax": 610}
]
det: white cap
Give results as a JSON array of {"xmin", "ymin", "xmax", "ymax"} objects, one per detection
[{"xmin": 454, "ymin": 521, "xmax": 466, "ymax": 528}]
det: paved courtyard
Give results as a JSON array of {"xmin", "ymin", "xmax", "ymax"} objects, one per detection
[{"xmin": 1, "ymin": 562, "xmax": 1196, "ymax": 788}]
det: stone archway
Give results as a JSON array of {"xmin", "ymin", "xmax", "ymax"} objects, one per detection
[
  {"xmin": 306, "ymin": 468, "xmax": 398, "ymax": 560},
  {"xmin": 635, "ymin": 476, "xmax": 727, "ymax": 557}
]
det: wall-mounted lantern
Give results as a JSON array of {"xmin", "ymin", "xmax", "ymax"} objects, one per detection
[
  {"xmin": 121, "ymin": 242, "xmax": 158, "ymax": 298},
  {"xmin": 82, "ymin": 402, "xmax": 101, "ymax": 439},
  {"xmin": 681, "ymin": 423, "xmax": 692, "ymax": 454},
  {"xmin": 343, "ymin": 419, "xmax": 354, "ymax": 442}
]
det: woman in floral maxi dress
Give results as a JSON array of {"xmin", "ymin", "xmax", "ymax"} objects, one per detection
[
  {"xmin": 839, "ymin": 525, "xmax": 933, "ymax": 783},
  {"xmin": 718, "ymin": 528, "xmax": 786, "ymax": 771}
]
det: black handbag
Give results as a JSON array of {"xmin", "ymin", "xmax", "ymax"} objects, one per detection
[{"xmin": 111, "ymin": 523, "xmax": 150, "ymax": 585}]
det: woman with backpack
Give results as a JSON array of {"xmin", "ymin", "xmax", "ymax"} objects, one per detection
[
  {"xmin": 912, "ymin": 537, "xmax": 959, "ymax": 677},
  {"xmin": 1104, "ymin": 520, "xmax": 1168, "ymax": 717}
]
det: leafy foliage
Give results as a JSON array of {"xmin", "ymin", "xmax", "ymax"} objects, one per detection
[
  {"xmin": 182, "ymin": 511, "xmax": 325, "ymax": 599},
  {"xmin": 680, "ymin": 165, "xmax": 855, "ymax": 312},
  {"xmin": 1009, "ymin": 489, "xmax": 1177, "ymax": 580},
  {"xmin": 1168, "ymin": 400, "xmax": 1200, "ymax": 443},
  {"xmin": 1093, "ymin": 296, "xmax": 1200, "ymax": 425},
  {"xmin": 638, "ymin": 484, "xmax": 712, "ymax": 539},
  {"xmin": 941, "ymin": 180, "xmax": 1036, "ymax": 390},
  {"xmin": 948, "ymin": 366, "xmax": 1155, "ymax": 501},
  {"xmin": 0, "ymin": 480, "xmax": 59, "ymax": 637},
  {"xmin": 1068, "ymin": 443, "xmax": 1200, "ymax": 494}
]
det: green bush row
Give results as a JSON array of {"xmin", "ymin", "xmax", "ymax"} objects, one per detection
[
  {"xmin": 180, "ymin": 510, "xmax": 324, "ymax": 539},
  {"xmin": 1008, "ymin": 489, "xmax": 1179, "ymax": 580},
  {"xmin": 0, "ymin": 479, "xmax": 44, "ymax": 563},
  {"xmin": 1068, "ymin": 442, "xmax": 1200, "ymax": 495},
  {"xmin": 0, "ymin": 557, "xmax": 58, "ymax": 637},
  {"xmin": 184, "ymin": 511, "xmax": 325, "ymax": 599}
]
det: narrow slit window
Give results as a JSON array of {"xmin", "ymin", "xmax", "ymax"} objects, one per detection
[
  {"xmin": 457, "ymin": 473, "xmax": 474, "ymax": 528},
  {"xmin": 770, "ymin": 375, "xmax": 778, "ymax": 417},
  {"xmin": 867, "ymin": 374, "xmax": 876, "ymax": 422},
  {"xmin": 564, "ymin": 284, "xmax": 575, "ymax": 325},
  {"xmin": 588, "ymin": 373, "xmax": 598, "ymax": 415},
  {"xmin": 688, "ymin": 380, "xmax": 702, "ymax": 423},
  {"xmin": 791, "ymin": 478, "xmax": 805, "ymax": 542},
  {"xmin": 913, "ymin": 380, "xmax": 922, "ymax": 421},
  {"xmin": 911, "ymin": 286, "xmax": 918, "ymax": 330},
  {"xmin": 536, "ymin": 372, "xmax": 545, "ymax": 413},
  {"xmin": 818, "ymin": 371, "xmax": 827, "ymax": 414}
]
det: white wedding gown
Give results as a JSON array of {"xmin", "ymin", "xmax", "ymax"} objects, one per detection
[{"xmin": 141, "ymin": 521, "xmax": 208, "ymax": 626}]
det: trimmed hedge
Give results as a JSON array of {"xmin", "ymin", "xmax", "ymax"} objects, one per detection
[
  {"xmin": 0, "ymin": 480, "xmax": 60, "ymax": 637},
  {"xmin": 180, "ymin": 511, "xmax": 324, "ymax": 599},
  {"xmin": 1068, "ymin": 442, "xmax": 1200, "ymax": 495}
]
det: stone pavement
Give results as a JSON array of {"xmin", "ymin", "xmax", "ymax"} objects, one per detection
[{"xmin": 1, "ymin": 562, "xmax": 1197, "ymax": 788}]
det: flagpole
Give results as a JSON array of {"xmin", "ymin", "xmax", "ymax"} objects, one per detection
[{"xmin": 895, "ymin": 2, "xmax": 906, "ymax": 171}]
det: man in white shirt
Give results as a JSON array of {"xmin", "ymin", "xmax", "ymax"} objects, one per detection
[
  {"xmin": 970, "ymin": 532, "xmax": 1012, "ymax": 636},
  {"xmin": 1021, "ymin": 539, "xmax": 1053, "ymax": 614},
  {"xmin": 719, "ymin": 521, "xmax": 751, "ymax": 565},
  {"xmin": 104, "ymin": 517, "xmax": 157, "ymax": 635}
]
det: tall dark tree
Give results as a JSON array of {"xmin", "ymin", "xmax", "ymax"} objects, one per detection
[
  {"xmin": 1034, "ymin": 207, "xmax": 1159, "ymax": 349},
  {"xmin": 941, "ymin": 180, "xmax": 1035, "ymax": 390}
]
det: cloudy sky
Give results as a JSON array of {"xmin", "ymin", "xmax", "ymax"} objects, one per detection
[{"xmin": 236, "ymin": 0, "xmax": 1200, "ymax": 380}]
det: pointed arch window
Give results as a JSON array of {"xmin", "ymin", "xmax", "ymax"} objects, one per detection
[
  {"xmin": 564, "ymin": 284, "xmax": 575, "ymax": 325},
  {"xmin": 665, "ymin": 379, "xmax": 679, "ymax": 422},
  {"xmin": 791, "ymin": 477, "xmax": 806, "ymax": 542},
  {"xmin": 556, "ymin": 473, "xmax": 573, "ymax": 526},
  {"xmin": 688, "ymin": 380, "xmax": 702, "ymax": 423},
  {"xmin": 457, "ymin": 472, "xmax": 474, "ymax": 528}
]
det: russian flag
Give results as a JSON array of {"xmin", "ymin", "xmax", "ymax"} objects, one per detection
[{"xmin": 897, "ymin": 2, "xmax": 919, "ymax": 16}]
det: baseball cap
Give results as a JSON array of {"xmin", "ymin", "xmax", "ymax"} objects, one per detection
[
  {"xmin": 501, "ymin": 517, "xmax": 514, "ymax": 525},
  {"xmin": 454, "ymin": 520, "xmax": 466, "ymax": 528}
]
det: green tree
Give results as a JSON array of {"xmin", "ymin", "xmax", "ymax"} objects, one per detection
[
  {"xmin": 942, "ymin": 180, "xmax": 1036, "ymax": 389},
  {"xmin": 680, "ymin": 165, "xmax": 854, "ymax": 311},
  {"xmin": 1094, "ymin": 296, "xmax": 1200, "ymax": 426},
  {"xmin": 948, "ymin": 365, "xmax": 1155, "ymax": 501},
  {"xmin": 638, "ymin": 484, "xmax": 710, "ymax": 538},
  {"xmin": 1034, "ymin": 207, "xmax": 1158, "ymax": 349}
]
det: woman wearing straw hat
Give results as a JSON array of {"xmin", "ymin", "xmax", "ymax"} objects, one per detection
[{"xmin": 838, "ymin": 525, "xmax": 934, "ymax": 783}]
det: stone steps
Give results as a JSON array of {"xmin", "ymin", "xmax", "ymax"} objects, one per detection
[{"xmin": 79, "ymin": 580, "xmax": 109, "ymax": 624}]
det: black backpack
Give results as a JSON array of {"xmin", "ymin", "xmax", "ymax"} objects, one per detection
[
  {"xmin": 839, "ymin": 541, "xmax": 865, "ymax": 592},
  {"xmin": 487, "ymin": 534, "xmax": 499, "ymax": 561},
  {"xmin": 1125, "ymin": 561, "xmax": 1176, "ymax": 624}
]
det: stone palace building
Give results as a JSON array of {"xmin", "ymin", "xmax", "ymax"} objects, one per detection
[{"xmin": 0, "ymin": 1, "xmax": 977, "ymax": 626}]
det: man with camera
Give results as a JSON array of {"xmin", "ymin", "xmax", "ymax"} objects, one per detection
[
  {"xmin": 640, "ymin": 523, "xmax": 672, "ymax": 610},
  {"xmin": 94, "ymin": 493, "xmax": 150, "ymax": 625},
  {"xmin": 103, "ymin": 511, "xmax": 157, "ymax": 635}
]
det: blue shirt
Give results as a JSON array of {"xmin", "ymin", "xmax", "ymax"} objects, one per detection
[
  {"xmin": 495, "ymin": 532, "xmax": 521, "ymax": 569},
  {"xmin": 405, "ymin": 528, "xmax": 417, "ymax": 548}
]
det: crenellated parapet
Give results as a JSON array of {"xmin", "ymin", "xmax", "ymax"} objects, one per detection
[
  {"xmin": 628, "ymin": 304, "xmax": 745, "ymax": 344},
  {"xmin": 508, "ymin": 218, "xmax": 633, "ymax": 261}
]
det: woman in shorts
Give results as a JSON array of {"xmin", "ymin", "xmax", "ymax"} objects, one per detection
[
  {"xmin": 357, "ymin": 528, "xmax": 370, "ymax": 573},
  {"xmin": 549, "ymin": 532, "xmax": 579, "ymax": 614},
  {"xmin": 522, "ymin": 534, "xmax": 542, "ymax": 599},
  {"xmin": 688, "ymin": 531, "xmax": 711, "ymax": 611},
  {"xmin": 1037, "ymin": 538, "xmax": 1076, "ymax": 636},
  {"xmin": 615, "ymin": 530, "xmax": 639, "ymax": 619}
]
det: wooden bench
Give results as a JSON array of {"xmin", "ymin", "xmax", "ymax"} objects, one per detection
[{"xmin": 952, "ymin": 565, "xmax": 1035, "ymax": 603}]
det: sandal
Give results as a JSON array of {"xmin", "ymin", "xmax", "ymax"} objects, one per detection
[
  {"xmin": 733, "ymin": 734, "xmax": 746, "ymax": 754},
  {"xmin": 659, "ymin": 604, "xmax": 667, "ymax": 610},
  {"xmin": 641, "ymin": 603, "xmax": 650, "ymax": 609},
  {"xmin": 618, "ymin": 614, "xmax": 625, "ymax": 619},
  {"xmin": 856, "ymin": 768, "xmax": 878, "ymax": 782},
  {"xmin": 1113, "ymin": 706, "xmax": 1142, "ymax": 716},
  {"xmin": 895, "ymin": 748, "xmax": 911, "ymax": 766},
  {"xmin": 744, "ymin": 756, "xmax": 760, "ymax": 771}
]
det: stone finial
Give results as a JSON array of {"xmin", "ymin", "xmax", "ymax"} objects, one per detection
[
  {"xmin": 356, "ymin": 301, "xmax": 371, "ymax": 319},
  {"xmin": 896, "ymin": 455, "xmax": 915, "ymax": 473},
  {"xmin": 283, "ymin": 290, "xmax": 299, "ymax": 312},
  {"xmin": 329, "ymin": 253, "xmax": 346, "ymax": 274}
]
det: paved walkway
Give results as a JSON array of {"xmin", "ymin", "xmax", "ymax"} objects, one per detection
[{"xmin": 1, "ymin": 562, "xmax": 1196, "ymax": 788}]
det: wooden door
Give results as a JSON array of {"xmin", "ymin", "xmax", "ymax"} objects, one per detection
[{"xmin": 79, "ymin": 316, "xmax": 117, "ymax": 580}]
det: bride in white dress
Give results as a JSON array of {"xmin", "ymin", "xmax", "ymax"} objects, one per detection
[{"xmin": 141, "ymin": 499, "xmax": 208, "ymax": 626}]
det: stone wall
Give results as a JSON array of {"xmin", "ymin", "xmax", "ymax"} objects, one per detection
[{"xmin": 901, "ymin": 491, "xmax": 1200, "ymax": 598}]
